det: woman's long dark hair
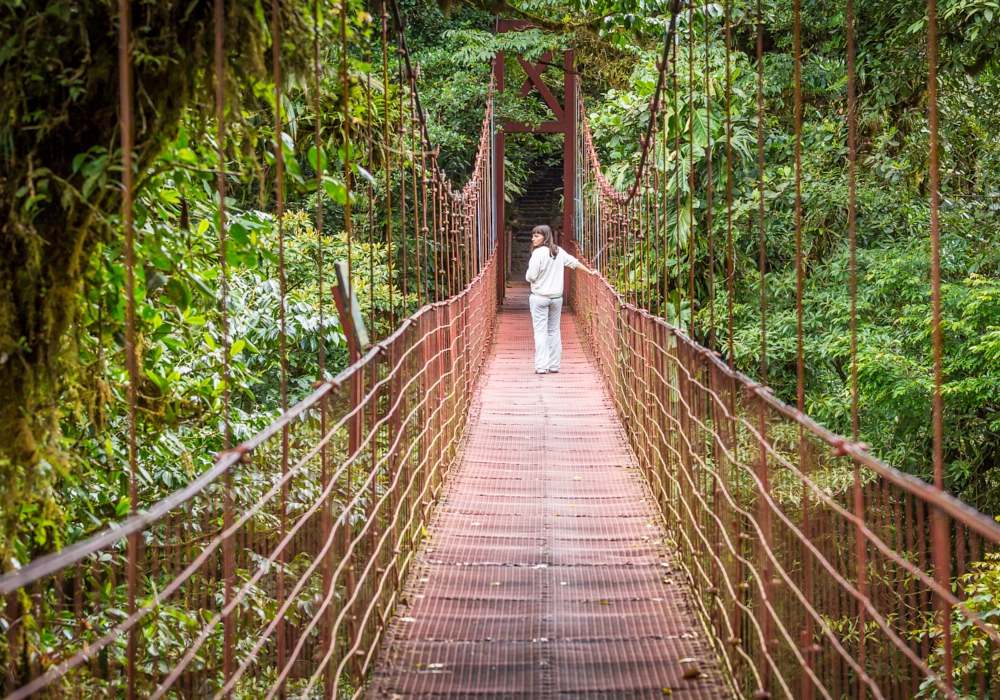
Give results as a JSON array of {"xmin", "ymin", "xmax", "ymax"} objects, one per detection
[{"xmin": 532, "ymin": 225, "xmax": 559, "ymax": 259}]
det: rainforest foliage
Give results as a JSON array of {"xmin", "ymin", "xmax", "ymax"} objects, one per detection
[
  {"xmin": 576, "ymin": 0, "xmax": 1000, "ymax": 512},
  {"xmin": 0, "ymin": 0, "xmax": 998, "ymax": 573}
]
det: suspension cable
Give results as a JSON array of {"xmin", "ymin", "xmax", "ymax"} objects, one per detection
[
  {"xmin": 214, "ymin": 1, "xmax": 235, "ymax": 692},
  {"xmin": 673, "ymin": 35, "xmax": 683, "ymax": 326},
  {"xmin": 704, "ymin": 0, "xmax": 714, "ymax": 351},
  {"xmin": 117, "ymin": 0, "xmax": 140, "ymax": 694},
  {"xmin": 755, "ymin": 0, "xmax": 767, "ymax": 388},
  {"xmin": 724, "ymin": 0, "xmax": 734, "ymax": 369},
  {"xmin": 381, "ymin": 5, "xmax": 394, "ymax": 328},
  {"xmin": 687, "ymin": 8, "xmax": 696, "ymax": 338},
  {"xmin": 843, "ymin": 1, "xmax": 870, "ymax": 693},
  {"xmin": 270, "ymin": 0, "xmax": 290, "ymax": 691},
  {"xmin": 927, "ymin": 0, "xmax": 955, "ymax": 688}
]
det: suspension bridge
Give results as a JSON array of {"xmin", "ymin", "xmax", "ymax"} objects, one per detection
[{"xmin": 3, "ymin": 0, "xmax": 998, "ymax": 699}]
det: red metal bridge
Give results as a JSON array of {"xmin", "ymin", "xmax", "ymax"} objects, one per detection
[{"xmin": 3, "ymin": 0, "xmax": 998, "ymax": 698}]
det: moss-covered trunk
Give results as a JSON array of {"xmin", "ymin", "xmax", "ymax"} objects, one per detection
[{"xmin": 0, "ymin": 0, "xmax": 279, "ymax": 568}]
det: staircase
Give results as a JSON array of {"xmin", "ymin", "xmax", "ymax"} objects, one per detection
[{"xmin": 508, "ymin": 164, "xmax": 564, "ymax": 280}]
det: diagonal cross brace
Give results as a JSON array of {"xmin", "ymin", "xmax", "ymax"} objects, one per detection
[
  {"xmin": 517, "ymin": 53, "xmax": 564, "ymax": 121},
  {"xmin": 518, "ymin": 52, "xmax": 552, "ymax": 97}
]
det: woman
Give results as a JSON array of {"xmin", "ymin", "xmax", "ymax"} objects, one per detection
[{"xmin": 524, "ymin": 225, "xmax": 597, "ymax": 374}]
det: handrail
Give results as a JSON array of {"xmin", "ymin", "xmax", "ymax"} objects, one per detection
[{"xmin": 570, "ymin": 239, "xmax": 1000, "ymax": 699}]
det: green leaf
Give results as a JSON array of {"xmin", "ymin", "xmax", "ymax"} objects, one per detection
[
  {"xmin": 116, "ymin": 498, "xmax": 132, "ymax": 518},
  {"xmin": 229, "ymin": 338, "xmax": 247, "ymax": 357},
  {"xmin": 323, "ymin": 176, "xmax": 348, "ymax": 204},
  {"xmin": 159, "ymin": 189, "xmax": 181, "ymax": 205},
  {"xmin": 165, "ymin": 278, "xmax": 192, "ymax": 311},
  {"xmin": 308, "ymin": 146, "xmax": 328, "ymax": 173}
]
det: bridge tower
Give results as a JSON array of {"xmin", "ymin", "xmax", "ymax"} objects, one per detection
[{"xmin": 493, "ymin": 20, "xmax": 576, "ymax": 303}]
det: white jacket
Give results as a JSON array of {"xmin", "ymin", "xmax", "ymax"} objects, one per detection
[{"xmin": 525, "ymin": 245, "xmax": 579, "ymax": 297}]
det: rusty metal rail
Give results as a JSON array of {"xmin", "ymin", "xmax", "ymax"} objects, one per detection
[
  {"xmin": 6, "ymin": 0, "xmax": 999, "ymax": 696},
  {"xmin": 0, "ymin": 256, "xmax": 497, "ymax": 699},
  {"xmin": 368, "ymin": 283, "xmax": 730, "ymax": 698},
  {"xmin": 0, "ymin": 29, "xmax": 499, "ymax": 696},
  {"xmin": 571, "ymin": 263, "xmax": 1000, "ymax": 699},
  {"xmin": 566, "ymin": 0, "xmax": 1000, "ymax": 694}
]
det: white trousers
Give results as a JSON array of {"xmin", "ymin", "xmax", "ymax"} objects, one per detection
[{"xmin": 528, "ymin": 294, "xmax": 563, "ymax": 372}]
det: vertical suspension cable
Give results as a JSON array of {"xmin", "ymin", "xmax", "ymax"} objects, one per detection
[
  {"xmin": 687, "ymin": 8, "xmax": 696, "ymax": 338},
  {"xmin": 844, "ymin": 1, "xmax": 869, "ymax": 694},
  {"xmin": 927, "ymin": 0, "xmax": 954, "ymax": 688},
  {"xmin": 661, "ymin": 109, "xmax": 669, "ymax": 317},
  {"xmin": 367, "ymin": 36, "xmax": 376, "ymax": 334},
  {"xmin": 214, "ymin": 0, "xmax": 234, "ymax": 693},
  {"xmin": 673, "ymin": 37, "xmax": 683, "ymax": 326},
  {"xmin": 645, "ymin": 168, "xmax": 652, "ymax": 311},
  {"xmin": 793, "ymin": 2, "xmax": 804, "ymax": 424},
  {"xmin": 754, "ymin": 2, "xmax": 771, "ymax": 692},
  {"xmin": 271, "ymin": 1, "xmax": 288, "ymax": 694},
  {"xmin": 420, "ymin": 101, "xmax": 430, "ymax": 305},
  {"xmin": 340, "ymin": 0, "xmax": 362, "ymax": 675},
  {"xmin": 704, "ymin": 0, "xmax": 715, "ymax": 350},
  {"xmin": 398, "ymin": 34, "xmax": 408, "ymax": 306},
  {"xmin": 381, "ymin": 5, "xmax": 393, "ymax": 327},
  {"xmin": 311, "ymin": 1, "xmax": 330, "ymax": 694},
  {"xmin": 117, "ymin": 1, "xmax": 138, "ymax": 696},
  {"xmin": 724, "ymin": 0, "xmax": 734, "ymax": 369},
  {"xmin": 432, "ymin": 152, "xmax": 440, "ymax": 302},
  {"xmin": 216, "ymin": 1, "xmax": 230, "ymax": 450},
  {"xmin": 928, "ymin": 0, "xmax": 944, "ymax": 488},
  {"xmin": 794, "ymin": 3, "xmax": 816, "ymax": 694},
  {"xmin": 847, "ymin": 0, "xmax": 859, "ymax": 446},
  {"xmin": 410, "ymin": 84, "xmax": 422, "ymax": 305},
  {"xmin": 343, "ymin": 0, "xmax": 352, "ymax": 280},
  {"xmin": 641, "ymin": 170, "xmax": 647, "ymax": 310},
  {"xmin": 652, "ymin": 125, "xmax": 660, "ymax": 315},
  {"xmin": 755, "ymin": 0, "xmax": 767, "ymax": 387}
]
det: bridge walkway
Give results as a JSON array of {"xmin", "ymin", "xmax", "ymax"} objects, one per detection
[{"xmin": 369, "ymin": 283, "xmax": 728, "ymax": 699}]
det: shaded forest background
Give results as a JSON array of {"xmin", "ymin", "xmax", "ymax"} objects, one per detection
[{"xmin": 0, "ymin": 0, "xmax": 998, "ymax": 578}]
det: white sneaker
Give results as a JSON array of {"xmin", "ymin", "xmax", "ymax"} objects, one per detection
[
  {"xmin": 548, "ymin": 369, "xmax": 559, "ymax": 373},
  {"xmin": 535, "ymin": 369, "xmax": 547, "ymax": 374}
]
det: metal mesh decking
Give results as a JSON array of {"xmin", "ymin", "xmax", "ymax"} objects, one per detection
[{"xmin": 368, "ymin": 283, "xmax": 728, "ymax": 699}]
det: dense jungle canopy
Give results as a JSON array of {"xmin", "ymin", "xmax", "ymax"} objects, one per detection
[{"xmin": 0, "ymin": 0, "xmax": 998, "ymax": 579}]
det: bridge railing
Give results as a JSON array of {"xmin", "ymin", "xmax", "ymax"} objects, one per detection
[
  {"xmin": 0, "ymin": 254, "xmax": 496, "ymax": 700},
  {"xmin": 571, "ymin": 262, "xmax": 1000, "ymax": 700}
]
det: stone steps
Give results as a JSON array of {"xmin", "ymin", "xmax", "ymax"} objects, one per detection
[{"xmin": 508, "ymin": 165, "xmax": 564, "ymax": 279}]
